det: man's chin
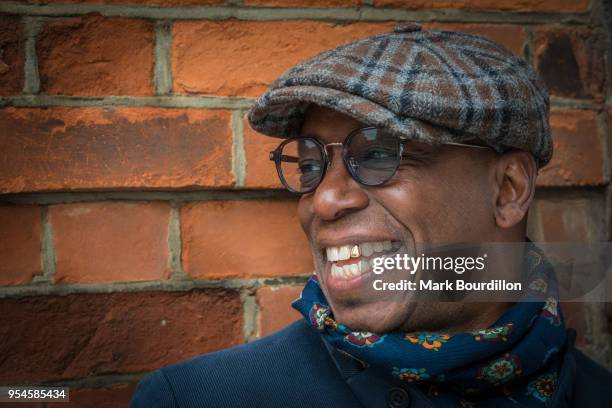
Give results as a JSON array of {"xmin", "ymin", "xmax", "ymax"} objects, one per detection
[{"xmin": 329, "ymin": 300, "xmax": 412, "ymax": 333}]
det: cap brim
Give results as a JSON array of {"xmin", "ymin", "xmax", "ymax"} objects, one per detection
[{"xmin": 247, "ymin": 85, "xmax": 463, "ymax": 146}]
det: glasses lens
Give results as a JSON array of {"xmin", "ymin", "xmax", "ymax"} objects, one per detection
[
  {"xmin": 278, "ymin": 138, "xmax": 324, "ymax": 193},
  {"xmin": 345, "ymin": 128, "xmax": 401, "ymax": 185}
]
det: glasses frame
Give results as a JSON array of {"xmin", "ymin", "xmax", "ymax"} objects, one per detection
[{"xmin": 269, "ymin": 126, "xmax": 492, "ymax": 194}]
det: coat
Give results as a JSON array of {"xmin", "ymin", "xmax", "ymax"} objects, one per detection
[{"xmin": 130, "ymin": 319, "xmax": 611, "ymax": 408}]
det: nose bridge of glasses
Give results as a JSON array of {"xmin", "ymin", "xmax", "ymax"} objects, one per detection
[
  {"xmin": 323, "ymin": 142, "xmax": 343, "ymax": 153},
  {"xmin": 322, "ymin": 142, "xmax": 344, "ymax": 166}
]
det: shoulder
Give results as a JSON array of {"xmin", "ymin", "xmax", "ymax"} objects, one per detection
[
  {"xmin": 130, "ymin": 320, "xmax": 358, "ymax": 408},
  {"xmin": 570, "ymin": 347, "xmax": 612, "ymax": 406}
]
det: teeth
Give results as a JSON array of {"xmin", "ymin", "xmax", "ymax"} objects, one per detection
[
  {"xmin": 325, "ymin": 241, "xmax": 398, "ymax": 262},
  {"xmin": 338, "ymin": 246, "xmax": 351, "ymax": 261},
  {"xmin": 326, "ymin": 247, "xmax": 339, "ymax": 262},
  {"xmin": 331, "ymin": 263, "xmax": 343, "ymax": 278},
  {"xmin": 361, "ymin": 242, "xmax": 374, "ymax": 257},
  {"xmin": 326, "ymin": 241, "xmax": 399, "ymax": 279},
  {"xmin": 341, "ymin": 264, "xmax": 351, "ymax": 278}
]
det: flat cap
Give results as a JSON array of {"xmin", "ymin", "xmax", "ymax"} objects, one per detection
[{"xmin": 247, "ymin": 23, "xmax": 552, "ymax": 167}]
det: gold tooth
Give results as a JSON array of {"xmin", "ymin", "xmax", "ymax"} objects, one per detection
[{"xmin": 350, "ymin": 245, "xmax": 361, "ymax": 258}]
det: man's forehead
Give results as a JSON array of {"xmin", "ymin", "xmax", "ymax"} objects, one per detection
[{"xmin": 300, "ymin": 105, "xmax": 364, "ymax": 136}]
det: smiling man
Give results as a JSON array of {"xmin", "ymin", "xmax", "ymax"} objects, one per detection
[{"xmin": 131, "ymin": 24, "xmax": 611, "ymax": 408}]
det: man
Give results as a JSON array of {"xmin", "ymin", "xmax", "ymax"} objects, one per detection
[{"xmin": 130, "ymin": 23, "xmax": 611, "ymax": 407}]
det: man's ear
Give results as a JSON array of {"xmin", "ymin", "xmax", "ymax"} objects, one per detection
[{"xmin": 492, "ymin": 151, "xmax": 537, "ymax": 229}]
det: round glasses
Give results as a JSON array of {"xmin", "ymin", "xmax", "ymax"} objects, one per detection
[{"xmin": 269, "ymin": 127, "xmax": 491, "ymax": 194}]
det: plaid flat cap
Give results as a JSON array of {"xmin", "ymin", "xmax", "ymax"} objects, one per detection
[{"xmin": 247, "ymin": 23, "xmax": 552, "ymax": 167}]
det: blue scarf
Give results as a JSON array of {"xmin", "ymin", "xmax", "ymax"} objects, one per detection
[{"xmin": 293, "ymin": 244, "xmax": 566, "ymax": 407}]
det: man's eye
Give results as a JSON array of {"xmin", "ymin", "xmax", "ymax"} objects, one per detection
[
  {"xmin": 364, "ymin": 149, "xmax": 394, "ymax": 160},
  {"xmin": 299, "ymin": 160, "xmax": 321, "ymax": 173},
  {"xmin": 355, "ymin": 148, "xmax": 396, "ymax": 165}
]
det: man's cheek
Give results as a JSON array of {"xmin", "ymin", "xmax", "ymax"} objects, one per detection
[{"xmin": 297, "ymin": 196, "xmax": 314, "ymax": 236}]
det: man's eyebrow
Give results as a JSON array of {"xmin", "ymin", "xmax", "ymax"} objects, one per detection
[{"xmin": 401, "ymin": 139, "xmax": 437, "ymax": 152}]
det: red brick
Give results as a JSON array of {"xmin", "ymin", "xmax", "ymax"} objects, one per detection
[
  {"xmin": 373, "ymin": 0, "xmax": 590, "ymax": 12},
  {"xmin": 423, "ymin": 23, "xmax": 525, "ymax": 56},
  {"xmin": 534, "ymin": 27, "xmax": 605, "ymax": 101},
  {"xmin": 0, "ymin": 107, "xmax": 234, "ymax": 193},
  {"xmin": 50, "ymin": 202, "xmax": 171, "ymax": 283},
  {"xmin": 245, "ymin": 0, "xmax": 360, "ymax": 6},
  {"xmin": 47, "ymin": 384, "xmax": 137, "ymax": 408},
  {"xmin": 244, "ymin": 115, "xmax": 283, "ymax": 189},
  {"xmin": 527, "ymin": 196, "xmax": 605, "ymax": 242},
  {"xmin": 256, "ymin": 285, "xmax": 303, "ymax": 336},
  {"xmin": 0, "ymin": 15, "xmax": 24, "ymax": 96},
  {"xmin": 172, "ymin": 20, "xmax": 395, "ymax": 97},
  {"xmin": 537, "ymin": 110, "xmax": 606, "ymax": 187},
  {"xmin": 38, "ymin": 15, "xmax": 154, "ymax": 96},
  {"xmin": 0, "ymin": 289, "xmax": 242, "ymax": 383},
  {"xmin": 0, "ymin": 205, "xmax": 42, "ymax": 285},
  {"xmin": 181, "ymin": 200, "xmax": 313, "ymax": 279},
  {"xmin": 22, "ymin": 0, "xmax": 222, "ymax": 4}
]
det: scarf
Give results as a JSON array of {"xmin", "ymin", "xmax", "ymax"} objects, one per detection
[{"xmin": 292, "ymin": 243, "xmax": 567, "ymax": 407}]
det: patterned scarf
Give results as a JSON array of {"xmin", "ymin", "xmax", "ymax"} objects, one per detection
[{"xmin": 292, "ymin": 244, "xmax": 566, "ymax": 407}]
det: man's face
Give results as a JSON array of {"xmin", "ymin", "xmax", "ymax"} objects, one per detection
[{"xmin": 297, "ymin": 105, "xmax": 501, "ymax": 333}]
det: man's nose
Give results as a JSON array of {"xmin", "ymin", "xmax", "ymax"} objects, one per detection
[{"xmin": 312, "ymin": 152, "xmax": 369, "ymax": 221}]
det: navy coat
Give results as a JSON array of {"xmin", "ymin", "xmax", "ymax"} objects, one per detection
[{"xmin": 130, "ymin": 320, "xmax": 611, "ymax": 408}]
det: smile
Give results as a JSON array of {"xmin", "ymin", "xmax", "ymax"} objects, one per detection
[{"xmin": 324, "ymin": 241, "xmax": 402, "ymax": 279}]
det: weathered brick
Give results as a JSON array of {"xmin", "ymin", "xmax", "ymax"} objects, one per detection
[
  {"xmin": 534, "ymin": 27, "xmax": 605, "ymax": 100},
  {"xmin": 0, "ymin": 205, "xmax": 42, "ymax": 285},
  {"xmin": 0, "ymin": 289, "xmax": 242, "ymax": 383},
  {"xmin": 423, "ymin": 23, "xmax": 525, "ymax": 56},
  {"xmin": 245, "ymin": 0, "xmax": 360, "ymax": 6},
  {"xmin": 0, "ymin": 15, "xmax": 24, "ymax": 96},
  {"xmin": 244, "ymin": 115, "xmax": 283, "ymax": 189},
  {"xmin": 49, "ymin": 202, "xmax": 171, "ymax": 283},
  {"xmin": 0, "ymin": 107, "xmax": 234, "ymax": 193},
  {"xmin": 373, "ymin": 0, "xmax": 590, "ymax": 12},
  {"xmin": 47, "ymin": 384, "xmax": 137, "ymax": 408},
  {"xmin": 537, "ymin": 110, "xmax": 606, "ymax": 187},
  {"xmin": 172, "ymin": 20, "xmax": 395, "ymax": 97},
  {"xmin": 181, "ymin": 200, "xmax": 313, "ymax": 279},
  {"xmin": 22, "ymin": 0, "xmax": 222, "ymax": 4},
  {"xmin": 38, "ymin": 14, "xmax": 154, "ymax": 96},
  {"xmin": 527, "ymin": 196, "xmax": 606, "ymax": 242},
  {"xmin": 256, "ymin": 285, "xmax": 303, "ymax": 336}
]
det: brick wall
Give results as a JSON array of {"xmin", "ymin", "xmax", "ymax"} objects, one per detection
[{"xmin": 0, "ymin": 0, "xmax": 610, "ymax": 405}]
